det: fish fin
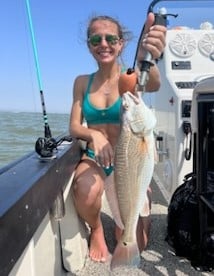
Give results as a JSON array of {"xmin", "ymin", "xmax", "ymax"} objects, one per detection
[
  {"xmin": 139, "ymin": 136, "xmax": 155, "ymax": 155},
  {"xmin": 139, "ymin": 138, "xmax": 148, "ymax": 153},
  {"xmin": 110, "ymin": 241, "xmax": 140, "ymax": 270}
]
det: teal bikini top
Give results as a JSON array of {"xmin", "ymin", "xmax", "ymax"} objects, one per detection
[{"xmin": 82, "ymin": 73, "xmax": 122, "ymax": 125}]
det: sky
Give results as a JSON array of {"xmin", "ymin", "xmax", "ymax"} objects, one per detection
[{"xmin": 1, "ymin": 0, "xmax": 214, "ymax": 114}]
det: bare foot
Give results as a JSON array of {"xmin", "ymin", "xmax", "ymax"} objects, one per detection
[{"xmin": 89, "ymin": 224, "xmax": 109, "ymax": 262}]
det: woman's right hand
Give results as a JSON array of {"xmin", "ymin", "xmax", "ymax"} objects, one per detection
[{"xmin": 90, "ymin": 130, "xmax": 114, "ymax": 169}]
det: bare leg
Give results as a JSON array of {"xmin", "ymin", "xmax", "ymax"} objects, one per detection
[
  {"xmin": 72, "ymin": 159, "xmax": 109, "ymax": 262},
  {"xmin": 136, "ymin": 215, "xmax": 151, "ymax": 252},
  {"xmin": 137, "ymin": 187, "xmax": 152, "ymax": 252},
  {"xmin": 115, "ymin": 225, "xmax": 123, "ymax": 242}
]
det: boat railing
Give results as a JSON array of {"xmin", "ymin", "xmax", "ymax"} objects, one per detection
[{"xmin": 0, "ymin": 138, "xmax": 88, "ymax": 276}]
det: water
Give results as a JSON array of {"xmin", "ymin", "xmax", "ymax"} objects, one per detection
[{"xmin": 0, "ymin": 111, "xmax": 70, "ymax": 168}]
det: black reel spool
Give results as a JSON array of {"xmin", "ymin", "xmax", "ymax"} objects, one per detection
[
  {"xmin": 35, "ymin": 137, "xmax": 57, "ymax": 158},
  {"xmin": 35, "ymin": 135, "xmax": 73, "ymax": 158}
]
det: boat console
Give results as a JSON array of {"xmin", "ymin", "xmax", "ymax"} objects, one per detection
[{"xmin": 153, "ymin": 20, "xmax": 214, "ymax": 200}]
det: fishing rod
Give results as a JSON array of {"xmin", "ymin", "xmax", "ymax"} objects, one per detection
[
  {"xmin": 119, "ymin": 1, "xmax": 177, "ymax": 94},
  {"xmin": 25, "ymin": 0, "xmax": 72, "ymax": 158},
  {"xmin": 25, "ymin": 0, "xmax": 52, "ymax": 139},
  {"xmin": 135, "ymin": 1, "xmax": 179, "ymax": 89},
  {"xmin": 129, "ymin": 0, "xmax": 214, "ymax": 89}
]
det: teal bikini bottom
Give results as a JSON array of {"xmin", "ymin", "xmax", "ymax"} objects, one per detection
[{"xmin": 84, "ymin": 148, "xmax": 114, "ymax": 176}]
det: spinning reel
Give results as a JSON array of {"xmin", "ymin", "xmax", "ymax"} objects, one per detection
[{"xmin": 35, "ymin": 135, "xmax": 72, "ymax": 158}]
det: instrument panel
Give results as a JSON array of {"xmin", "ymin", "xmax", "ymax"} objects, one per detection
[{"xmin": 168, "ymin": 31, "xmax": 214, "ymax": 59}]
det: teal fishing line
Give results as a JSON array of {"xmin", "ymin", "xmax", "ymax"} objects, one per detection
[
  {"xmin": 25, "ymin": 0, "xmax": 51, "ymax": 138},
  {"xmin": 25, "ymin": 0, "xmax": 43, "ymax": 91}
]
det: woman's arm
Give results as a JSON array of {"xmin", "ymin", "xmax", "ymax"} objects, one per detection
[{"xmin": 69, "ymin": 75, "xmax": 94, "ymax": 141}]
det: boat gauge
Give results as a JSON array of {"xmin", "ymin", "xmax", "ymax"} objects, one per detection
[
  {"xmin": 169, "ymin": 33, "xmax": 197, "ymax": 57},
  {"xmin": 198, "ymin": 33, "xmax": 214, "ymax": 57}
]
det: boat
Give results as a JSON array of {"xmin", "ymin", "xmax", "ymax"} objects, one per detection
[
  {"xmin": 152, "ymin": 1, "xmax": 214, "ymax": 201},
  {"xmin": 0, "ymin": 0, "xmax": 213, "ymax": 275}
]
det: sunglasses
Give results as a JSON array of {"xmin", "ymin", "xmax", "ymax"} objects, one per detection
[{"xmin": 88, "ymin": 34, "xmax": 120, "ymax": 46}]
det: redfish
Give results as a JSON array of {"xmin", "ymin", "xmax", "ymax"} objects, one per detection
[{"xmin": 110, "ymin": 91, "xmax": 156, "ymax": 269}]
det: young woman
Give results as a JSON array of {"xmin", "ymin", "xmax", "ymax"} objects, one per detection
[{"xmin": 69, "ymin": 13, "xmax": 166, "ymax": 263}]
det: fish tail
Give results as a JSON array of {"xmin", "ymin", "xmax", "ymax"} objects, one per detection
[{"xmin": 110, "ymin": 241, "xmax": 140, "ymax": 270}]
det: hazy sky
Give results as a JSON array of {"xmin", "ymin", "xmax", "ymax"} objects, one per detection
[{"xmin": 1, "ymin": 0, "xmax": 214, "ymax": 113}]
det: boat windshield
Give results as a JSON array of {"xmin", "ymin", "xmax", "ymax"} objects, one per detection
[{"xmin": 150, "ymin": 1, "xmax": 214, "ymax": 29}]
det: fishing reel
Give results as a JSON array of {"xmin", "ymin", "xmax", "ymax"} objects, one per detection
[
  {"xmin": 35, "ymin": 137, "xmax": 57, "ymax": 158},
  {"xmin": 35, "ymin": 135, "xmax": 72, "ymax": 158}
]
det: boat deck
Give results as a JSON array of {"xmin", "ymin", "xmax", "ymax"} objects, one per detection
[{"xmin": 68, "ymin": 179, "xmax": 213, "ymax": 276}]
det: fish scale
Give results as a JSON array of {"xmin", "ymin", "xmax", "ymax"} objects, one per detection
[
  {"xmin": 111, "ymin": 91, "xmax": 156, "ymax": 269},
  {"xmin": 115, "ymin": 129, "xmax": 154, "ymax": 242}
]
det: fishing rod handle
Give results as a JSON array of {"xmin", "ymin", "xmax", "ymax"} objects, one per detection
[{"xmin": 139, "ymin": 10, "xmax": 167, "ymax": 87}]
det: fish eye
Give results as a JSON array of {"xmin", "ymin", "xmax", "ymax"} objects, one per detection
[{"xmin": 123, "ymin": 102, "xmax": 129, "ymax": 110}]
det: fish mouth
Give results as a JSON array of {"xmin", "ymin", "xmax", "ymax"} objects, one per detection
[{"xmin": 122, "ymin": 91, "xmax": 140, "ymax": 109}]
